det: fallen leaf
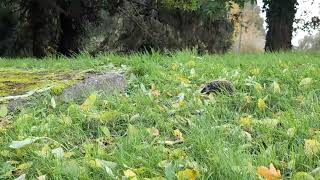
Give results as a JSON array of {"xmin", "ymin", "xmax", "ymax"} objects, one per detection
[
  {"xmin": 251, "ymin": 68, "xmax": 260, "ymax": 76},
  {"xmin": 287, "ymin": 128, "xmax": 296, "ymax": 138},
  {"xmin": 158, "ymin": 140, "xmax": 183, "ymax": 146},
  {"xmin": 37, "ymin": 175, "xmax": 46, "ymax": 180},
  {"xmin": 257, "ymin": 98, "xmax": 266, "ymax": 111},
  {"xmin": 124, "ymin": 169, "xmax": 137, "ymax": 178},
  {"xmin": 311, "ymin": 167, "xmax": 320, "ymax": 177},
  {"xmin": 244, "ymin": 96, "xmax": 252, "ymax": 104},
  {"xmin": 255, "ymin": 83, "xmax": 263, "ymax": 92},
  {"xmin": 98, "ymin": 111, "xmax": 119, "ymax": 122},
  {"xmin": 147, "ymin": 127, "xmax": 160, "ymax": 136},
  {"xmin": 128, "ymin": 124, "xmax": 139, "ymax": 137},
  {"xmin": 260, "ymin": 118, "xmax": 279, "ymax": 129},
  {"xmin": 299, "ymin": 78, "xmax": 313, "ymax": 87},
  {"xmin": 293, "ymin": 172, "xmax": 315, "ymax": 180},
  {"xmin": 17, "ymin": 162, "xmax": 32, "ymax": 171},
  {"xmin": 296, "ymin": 95, "xmax": 305, "ymax": 105},
  {"xmin": 15, "ymin": 174, "xmax": 26, "ymax": 180},
  {"xmin": 271, "ymin": 81, "xmax": 281, "ymax": 93},
  {"xmin": 186, "ymin": 60, "xmax": 196, "ymax": 68},
  {"xmin": 0, "ymin": 104, "xmax": 8, "ymax": 118},
  {"xmin": 80, "ymin": 93, "xmax": 97, "ymax": 111},
  {"xmin": 172, "ymin": 63, "xmax": 178, "ymax": 70},
  {"xmin": 130, "ymin": 114, "xmax": 140, "ymax": 122},
  {"xmin": 51, "ymin": 147, "xmax": 64, "ymax": 158},
  {"xmin": 100, "ymin": 126, "xmax": 111, "ymax": 137},
  {"xmin": 64, "ymin": 151, "xmax": 75, "ymax": 158},
  {"xmin": 51, "ymin": 97, "xmax": 56, "ymax": 109},
  {"xmin": 173, "ymin": 129, "xmax": 184, "ymax": 141},
  {"xmin": 0, "ymin": 116, "xmax": 11, "ymax": 128},
  {"xmin": 140, "ymin": 83, "xmax": 147, "ymax": 93},
  {"xmin": 151, "ymin": 84, "xmax": 161, "ymax": 97},
  {"xmin": 9, "ymin": 137, "xmax": 41, "ymax": 149},
  {"xmin": 95, "ymin": 159, "xmax": 117, "ymax": 177},
  {"xmin": 240, "ymin": 117, "xmax": 252, "ymax": 126},
  {"xmin": 257, "ymin": 163, "xmax": 281, "ymax": 180},
  {"xmin": 190, "ymin": 68, "xmax": 196, "ymax": 77},
  {"xmin": 305, "ymin": 139, "xmax": 320, "ymax": 157},
  {"xmin": 177, "ymin": 76, "xmax": 190, "ymax": 84},
  {"xmin": 177, "ymin": 168, "xmax": 200, "ymax": 180}
]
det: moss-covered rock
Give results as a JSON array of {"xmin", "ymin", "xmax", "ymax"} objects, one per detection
[{"xmin": 0, "ymin": 69, "xmax": 84, "ymax": 97}]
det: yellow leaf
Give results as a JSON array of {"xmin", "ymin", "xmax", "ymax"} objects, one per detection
[
  {"xmin": 61, "ymin": 115, "xmax": 72, "ymax": 125},
  {"xmin": 287, "ymin": 128, "xmax": 296, "ymax": 138},
  {"xmin": 158, "ymin": 140, "xmax": 183, "ymax": 146},
  {"xmin": 17, "ymin": 162, "xmax": 32, "ymax": 170},
  {"xmin": 296, "ymin": 95, "xmax": 305, "ymax": 105},
  {"xmin": 158, "ymin": 105, "xmax": 167, "ymax": 112},
  {"xmin": 240, "ymin": 117, "xmax": 252, "ymax": 126},
  {"xmin": 98, "ymin": 111, "xmax": 119, "ymax": 122},
  {"xmin": 305, "ymin": 139, "xmax": 320, "ymax": 157},
  {"xmin": 257, "ymin": 98, "xmax": 266, "ymax": 111},
  {"xmin": 128, "ymin": 124, "xmax": 139, "ymax": 137},
  {"xmin": 124, "ymin": 169, "xmax": 137, "ymax": 178},
  {"xmin": 172, "ymin": 63, "xmax": 178, "ymax": 70},
  {"xmin": 293, "ymin": 172, "xmax": 315, "ymax": 180},
  {"xmin": 255, "ymin": 83, "xmax": 263, "ymax": 92},
  {"xmin": 151, "ymin": 84, "xmax": 161, "ymax": 97},
  {"xmin": 244, "ymin": 96, "xmax": 252, "ymax": 104},
  {"xmin": 190, "ymin": 68, "xmax": 196, "ymax": 77},
  {"xmin": 260, "ymin": 118, "xmax": 279, "ymax": 129},
  {"xmin": 177, "ymin": 76, "xmax": 190, "ymax": 84},
  {"xmin": 173, "ymin": 100, "xmax": 186, "ymax": 109},
  {"xmin": 251, "ymin": 68, "xmax": 260, "ymax": 76},
  {"xmin": 271, "ymin": 81, "xmax": 281, "ymax": 93},
  {"xmin": 177, "ymin": 168, "xmax": 200, "ymax": 180},
  {"xmin": 173, "ymin": 129, "xmax": 184, "ymax": 141},
  {"xmin": 147, "ymin": 127, "xmax": 160, "ymax": 136},
  {"xmin": 299, "ymin": 78, "xmax": 313, "ymax": 87},
  {"xmin": 80, "ymin": 93, "xmax": 97, "ymax": 111},
  {"xmin": 64, "ymin": 152, "xmax": 75, "ymax": 158},
  {"xmin": 257, "ymin": 163, "xmax": 281, "ymax": 180},
  {"xmin": 186, "ymin": 60, "xmax": 196, "ymax": 68}
]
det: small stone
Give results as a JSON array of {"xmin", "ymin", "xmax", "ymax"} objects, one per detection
[{"xmin": 201, "ymin": 80, "xmax": 234, "ymax": 95}]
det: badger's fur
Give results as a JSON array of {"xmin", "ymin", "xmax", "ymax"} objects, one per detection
[{"xmin": 201, "ymin": 80, "xmax": 234, "ymax": 95}]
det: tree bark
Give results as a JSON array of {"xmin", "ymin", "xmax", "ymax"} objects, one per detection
[
  {"xmin": 57, "ymin": 14, "xmax": 83, "ymax": 56},
  {"xmin": 29, "ymin": 0, "xmax": 60, "ymax": 58},
  {"xmin": 264, "ymin": 0, "xmax": 297, "ymax": 51}
]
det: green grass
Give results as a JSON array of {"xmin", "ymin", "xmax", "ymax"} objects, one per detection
[{"xmin": 0, "ymin": 51, "xmax": 320, "ymax": 179}]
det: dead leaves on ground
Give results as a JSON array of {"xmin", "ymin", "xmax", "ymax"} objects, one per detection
[{"xmin": 257, "ymin": 163, "xmax": 281, "ymax": 180}]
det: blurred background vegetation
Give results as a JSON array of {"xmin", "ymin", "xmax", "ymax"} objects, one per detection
[{"xmin": 0, "ymin": 0, "xmax": 318, "ymax": 58}]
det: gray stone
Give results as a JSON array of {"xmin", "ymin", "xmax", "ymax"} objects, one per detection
[{"xmin": 59, "ymin": 72, "xmax": 126, "ymax": 102}]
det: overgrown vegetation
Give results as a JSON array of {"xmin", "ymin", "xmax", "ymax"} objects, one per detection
[{"xmin": 0, "ymin": 51, "xmax": 320, "ymax": 179}]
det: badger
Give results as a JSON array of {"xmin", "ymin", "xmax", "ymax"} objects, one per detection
[{"xmin": 201, "ymin": 80, "xmax": 234, "ymax": 95}]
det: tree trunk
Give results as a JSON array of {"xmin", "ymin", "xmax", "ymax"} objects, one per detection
[
  {"xmin": 264, "ymin": 0, "xmax": 297, "ymax": 51},
  {"xmin": 29, "ymin": 0, "xmax": 60, "ymax": 58},
  {"xmin": 57, "ymin": 14, "xmax": 83, "ymax": 56}
]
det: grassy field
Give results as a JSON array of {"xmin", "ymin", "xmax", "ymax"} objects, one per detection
[{"xmin": 0, "ymin": 51, "xmax": 320, "ymax": 179}]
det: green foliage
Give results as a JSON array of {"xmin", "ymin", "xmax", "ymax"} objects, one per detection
[{"xmin": 162, "ymin": 0, "xmax": 254, "ymax": 19}]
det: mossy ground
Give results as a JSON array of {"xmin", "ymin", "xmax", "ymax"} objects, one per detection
[
  {"xmin": 0, "ymin": 51, "xmax": 320, "ymax": 179},
  {"xmin": 0, "ymin": 69, "xmax": 85, "ymax": 97}
]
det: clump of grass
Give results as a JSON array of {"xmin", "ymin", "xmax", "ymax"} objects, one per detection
[{"xmin": 0, "ymin": 51, "xmax": 320, "ymax": 179}]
